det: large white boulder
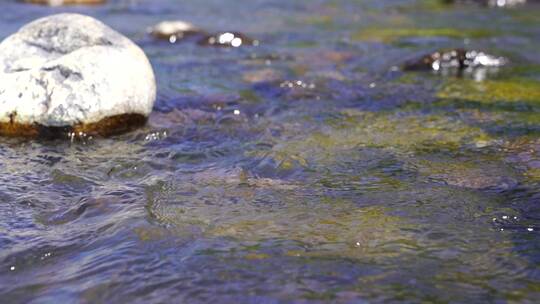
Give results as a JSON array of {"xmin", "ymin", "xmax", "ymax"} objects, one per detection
[{"xmin": 0, "ymin": 13, "xmax": 156, "ymax": 135}]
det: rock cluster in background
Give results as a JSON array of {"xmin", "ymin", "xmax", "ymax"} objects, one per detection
[{"xmin": 149, "ymin": 21, "xmax": 258, "ymax": 48}]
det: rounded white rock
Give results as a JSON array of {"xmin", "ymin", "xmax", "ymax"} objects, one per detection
[{"xmin": 0, "ymin": 13, "xmax": 156, "ymax": 129}]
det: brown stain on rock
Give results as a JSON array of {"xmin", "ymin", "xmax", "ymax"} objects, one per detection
[{"xmin": 0, "ymin": 113, "xmax": 147, "ymax": 139}]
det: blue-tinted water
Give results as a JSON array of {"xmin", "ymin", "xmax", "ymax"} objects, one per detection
[{"xmin": 1, "ymin": 0, "xmax": 540, "ymax": 302}]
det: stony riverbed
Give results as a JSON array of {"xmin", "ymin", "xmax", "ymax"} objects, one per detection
[{"xmin": 1, "ymin": 0, "xmax": 540, "ymax": 302}]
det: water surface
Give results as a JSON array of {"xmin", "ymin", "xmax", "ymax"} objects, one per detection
[{"xmin": 1, "ymin": 0, "xmax": 540, "ymax": 302}]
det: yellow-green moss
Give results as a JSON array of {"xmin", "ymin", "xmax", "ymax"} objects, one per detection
[
  {"xmin": 271, "ymin": 111, "xmax": 490, "ymax": 165},
  {"xmin": 437, "ymin": 79, "xmax": 540, "ymax": 104},
  {"xmin": 352, "ymin": 28, "xmax": 493, "ymax": 43},
  {"xmin": 303, "ymin": 15, "xmax": 334, "ymax": 28},
  {"xmin": 415, "ymin": 157, "xmax": 516, "ymax": 189}
]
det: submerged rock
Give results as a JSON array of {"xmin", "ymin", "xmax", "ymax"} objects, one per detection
[
  {"xmin": 198, "ymin": 32, "xmax": 259, "ymax": 48},
  {"xmin": 24, "ymin": 0, "xmax": 105, "ymax": 6},
  {"xmin": 149, "ymin": 20, "xmax": 203, "ymax": 43},
  {"xmin": 430, "ymin": 169, "xmax": 517, "ymax": 191},
  {"xmin": 0, "ymin": 13, "xmax": 156, "ymax": 137},
  {"xmin": 403, "ymin": 49, "xmax": 506, "ymax": 76}
]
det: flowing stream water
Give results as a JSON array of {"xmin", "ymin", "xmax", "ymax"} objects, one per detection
[{"xmin": 1, "ymin": 0, "xmax": 540, "ymax": 302}]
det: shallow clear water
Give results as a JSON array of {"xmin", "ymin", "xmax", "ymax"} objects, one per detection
[{"xmin": 1, "ymin": 0, "xmax": 540, "ymax": 302}]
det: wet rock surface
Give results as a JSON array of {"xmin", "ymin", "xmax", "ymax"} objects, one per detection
[{"xmin": 0, "ymin": 13, "xmax": 156, "ymax": 137}]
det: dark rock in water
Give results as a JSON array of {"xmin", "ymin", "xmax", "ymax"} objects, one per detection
[
  {"xmin": 198, "ymin": 32, "xmax": 259, "ymax": 48},
  {"xmin": 148, "ymin": 109, "xmax": 216, "ymax": 128},
  {"xmin": 149, "ymin": 21, "xmax": 205, "ymax": 43},
  {"xmin": 403, "ymin": 49, "xmax": 506, "ymax": 72},
  {"xmin": 149, "ymin": 22, "xmax": 258, "ymax": 48},
  {"xmin": 24, "ymin": 0, "xmax": 105, "ymax": 5}
]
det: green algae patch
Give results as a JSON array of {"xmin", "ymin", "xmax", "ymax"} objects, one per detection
[
  {"xmin": 271, "ymin": 111, "xmax": 491, "ymax": 165},
  {"xmin": 238, "ymin": 89, "xmax": 261, "ymax": 103},
  {"xmin": 302, "ymin": 15, "xmax": 335, "ymax": 29},
  {"xmin": 134, "ymin": 226, "xmax": 171, "ymax": 242},
  {"xmin": 393, "ymin": 0, "xmax": 458, "ymax": 12},
  {"xmin": 523, "ymin": 168, "xmax": 540, "ymax": 182},
  {"xmin": 437, "ymin": 79, "xmax": 540, "ymax": 104},
  {"xmin": 146, "ymin": 175, "xmax": 417, "ymax": 261},
  {"xmin": 207, "ymin": 205, "xmax": 417, "ymax": 260},
  {"xmin": 286, "ymin": 40, "xmax": 319, "ymax": 48},
  {"xmin": 352, "ymin": 27, "xmax": 493, "ymax": 43},
  {"xmin": 432, "ymin": 79, "xmax": 540, "ymax": 136},
  {"xmin": 509, "ymin": 9, "xmax": 540, "ymax": 27},
  {"xmin": 399, "ymin": 79, "xmax": 540, "ymax": 138},
  {"xmin": 244, "ymin": 252, "xmax": 271, "ymax": 260}
]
